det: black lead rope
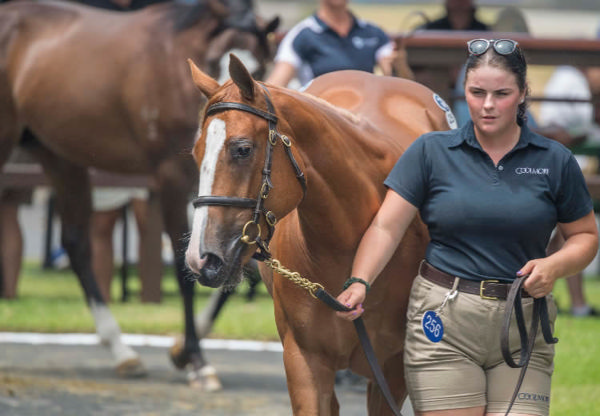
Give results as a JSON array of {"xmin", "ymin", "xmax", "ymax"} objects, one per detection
[
  {"xmin": 500, "ymin": 276, "xmax": 558, "ymax": 416},
  {"xmin": 315, "ymin": 288, "xmax": 404, "ymax": 416}
]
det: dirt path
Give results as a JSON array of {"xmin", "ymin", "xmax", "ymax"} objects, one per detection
[{"xmin": 0, "ymin": 341, "xmax": 387, "ymax": 416}]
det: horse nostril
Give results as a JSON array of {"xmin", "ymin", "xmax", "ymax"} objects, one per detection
[{"xmin": 202, "ymin": 253, "xmax": 224, "ymax": 274}]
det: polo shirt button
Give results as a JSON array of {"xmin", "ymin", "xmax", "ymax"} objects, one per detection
[{"xmin": 498, "ymin": 165, "xmax": 504, "ymax": 171}]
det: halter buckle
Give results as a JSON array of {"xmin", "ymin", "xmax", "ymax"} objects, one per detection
[
  {"xmin": 265, "ymin": 211, "xmax": 277, "ymax": 226},
  {"xmin": 260, "ymin": 182, "xmax": 270, "ymax": 199},
  {"xmin": 281, "ymin": 135, "xmax": 291, "ymax": 147},
  {"xmin": 268, "ymin": 129, "xmax": 278, "ymax": 145}
]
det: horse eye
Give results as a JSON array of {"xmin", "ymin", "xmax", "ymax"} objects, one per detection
[{"xmin": 230, "ymin": 140, "xmax": 254, "ymax": 160}]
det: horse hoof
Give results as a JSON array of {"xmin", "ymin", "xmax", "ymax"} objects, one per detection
[
  {"xmin": 187, "ymin": 364, "xmax": 222, "ymax": 392},
  {"xmin": 169, "ymin": 337, "xmax": 188, "ymax": 370},
  {"xmin": 116, "ymin": 358, "xmax": 147, "ymax": 378}
]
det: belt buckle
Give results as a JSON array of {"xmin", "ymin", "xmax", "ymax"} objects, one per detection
[{"xmin": 480, "ymin": 280, "xmax": 499, "ymax": 300}]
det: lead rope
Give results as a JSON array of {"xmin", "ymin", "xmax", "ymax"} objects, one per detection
[
  {"xmin": 500, "ymin": 276, "xmax": 558, "ymax": 415},
  {"xmin": 257, "ymin": 253, "xmax": 403, "ymax": 416}
]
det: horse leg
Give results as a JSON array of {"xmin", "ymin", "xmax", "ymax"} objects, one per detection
[
  {"xmin": 24, "ymin": 140, "xmax": 145, "ymax": 377},
  {"xmin": 0, "ymin": 86, "xmax": 21, "ymax": 298},
  {"xmin": 156, "ymin": 158, "xmax": 221, "ymax": 391},
  {"xmin": 195, "ymin": 288, "xmax": 233, "ymax": 339},
  {"xmin": 195, "ymin": 259, "xmax": 262, "ymax": 337},
  {"xmin": 244, "ymin": 258, "xmax": 262, "ymax": 301},
  {"xmin": 366, "ymin": 352, "xmax": 406, "ymax": 416},
  {"xmin": 282, "ymin": 336, "xmax": 340, "ymax": 415}
]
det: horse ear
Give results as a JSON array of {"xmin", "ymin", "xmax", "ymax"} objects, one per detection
[
  {"xmin": 187, "ymin": 58, "xmax": 220, "ymax": 98},
  {"xmin": 229, "ymin": 53, "xmax": 255, "ymax": 101},
  {"xmin": 264, "ymin": 16, "xmax": 280, "ymax": 35}
]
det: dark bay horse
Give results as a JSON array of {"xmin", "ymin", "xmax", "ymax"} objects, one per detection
[
  {"xmin": 185, "ymin": 56, "xmax": 455, "ymax": 414},
  {"xmin": 0, "ymin": 0, "xmax": 278, "ymax": 389}
]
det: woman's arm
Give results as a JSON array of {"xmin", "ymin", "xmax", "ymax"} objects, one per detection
[
  {"xmin": 265, "ymin": 61, "xmax": 296, "ymax": 87},
  {"xmin": 336, "ymin": 189, "xmax": 418, "ymax": 320},
  {"xmin": 518, "ymin": 210, "xmax": 599, "ymax": 298}
]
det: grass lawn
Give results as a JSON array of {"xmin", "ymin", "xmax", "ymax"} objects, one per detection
[
  {"xmin": 1, "ymin": 262, "xmax": 599, "ymax": 414},
  {"xmin": 0, "ymin": 262, "xmax": 279, "ymax": 340}
]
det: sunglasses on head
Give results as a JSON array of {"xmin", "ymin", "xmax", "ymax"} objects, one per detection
[{"xmin": 467, "ymin": 39, "xmax": 519, "ymax": 56}]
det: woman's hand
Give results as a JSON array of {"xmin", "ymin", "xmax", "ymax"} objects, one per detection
[
  {"xmin": 519, "ymin": 211, "xmax": 598, "ymax": 298},
  {"xmin": 517, "ymin": 258, "xmax": 559, "ymax": 298},
  {"xmin": 335, "ymin": 283, "xmax": 367, "ymax": 321}
]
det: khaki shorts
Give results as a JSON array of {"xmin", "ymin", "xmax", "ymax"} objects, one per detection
[{"xmin": 404, "ymin": 274, "xmax": 557, "ymax": 415}]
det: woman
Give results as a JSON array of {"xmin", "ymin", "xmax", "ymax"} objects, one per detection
[
  {"xmin": 336, "ymin": 39, "xmax": 598, "ymax": 416},
  {"xmin": 266, "ymin": 0, "xmax": 395, "ymax": 88}
]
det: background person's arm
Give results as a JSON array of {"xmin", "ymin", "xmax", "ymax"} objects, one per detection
[{"xmin": 265, "ymin": 61, "xmax": 297, "ymax": 87}]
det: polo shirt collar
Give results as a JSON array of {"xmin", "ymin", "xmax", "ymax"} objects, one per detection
[
  {"xmin": 313, "ymin": 12, "xmax": 361, "ymax": 34},
  {"xmin": 447, "ymin": 121, "xmax": 550, "ymax": 150}
]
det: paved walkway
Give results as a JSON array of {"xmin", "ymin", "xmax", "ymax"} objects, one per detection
[{"xmin": 0, "ymin": 337, "xmax": 414, "ymax": 416}]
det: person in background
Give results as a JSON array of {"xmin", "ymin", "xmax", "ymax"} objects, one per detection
[
  {"xmin": 539, "ymin": 65, "xmax": 600, "ymax": 317},
  {"xmin": 0, "ymin": 141, "xmax": 37, "ymax": 300},
  {"xmin": 90, "ymin": 188, "xmax": 149, "ymax": 301},
  {"xmin": 266, "ymin": 0, "xmax": 395, "ymax": 88},
  {"xmin": 0, "ymin": 178, "xmax": 28, "ymax": 299},
  {"xmin": 414, "ymin": 0, "xmax": 490, "ymax": 103},
  {"xmin": 420, "ymin": 0, "xmax": 488, "ymax": 32},
  {"xmin": 336, "ymin": 38, "xmax": 598, "ymax": 415}
]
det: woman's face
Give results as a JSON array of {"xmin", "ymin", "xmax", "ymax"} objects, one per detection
[
  {"xmin": 321, "ymin": 0, "xmax": 349, "ymax": 9},
  {"xmin": 465, "ymin": 64, "xmax": 525, "ymax": 138}
]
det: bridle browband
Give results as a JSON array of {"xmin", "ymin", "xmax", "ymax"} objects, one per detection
[{"xmin": 191, "ymin": 84, "xmax": 306, "ymax": 258}]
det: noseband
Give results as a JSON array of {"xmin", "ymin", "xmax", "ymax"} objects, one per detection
[{"xmin": 191, "ymin": 84, "xmax": 306, "ymax": 259}]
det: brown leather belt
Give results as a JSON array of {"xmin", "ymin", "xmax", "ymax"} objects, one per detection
[{"xmin": 419, "ymin": 261, "xmax": 531, "ymax": 300}]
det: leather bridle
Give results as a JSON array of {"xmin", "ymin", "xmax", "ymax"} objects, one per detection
[{"xmin": 191, "ymin": 84, "xmax": 306, "ymax": 259}]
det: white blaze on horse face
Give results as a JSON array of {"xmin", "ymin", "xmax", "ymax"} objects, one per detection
[{"xmin": 186, "ymin": 118, "xmax": 227, "ymax": 272}]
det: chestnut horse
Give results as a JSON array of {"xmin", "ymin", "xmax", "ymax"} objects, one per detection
[
  {"xmin": 0, "ymin": 0, "xmax": 278, "ymax": 389},
  {"xmin": 185, "ymin": 55, "xmax": 455, "ymax": 414}
]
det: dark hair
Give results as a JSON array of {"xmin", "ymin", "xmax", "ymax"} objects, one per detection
[{"xmin": 464, "ymin": 42, "xmax": 529, "ymax": 126}]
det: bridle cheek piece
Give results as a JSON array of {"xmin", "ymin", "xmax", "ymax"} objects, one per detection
[{"xmin": 191, "ymin": 84, "xmax": 307, "ymax": 259}]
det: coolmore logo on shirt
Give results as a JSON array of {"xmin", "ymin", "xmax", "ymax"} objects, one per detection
[
  {"xmin": 515, "ymin": 167, "xmax": 550, "ymax": 175},
  {"xmin": 352, "ymin": 36, "xmax": 379, "ymax": 49}
]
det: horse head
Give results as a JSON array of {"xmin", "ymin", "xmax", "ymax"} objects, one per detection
[
  {"xmin": 185, "ymin": 55, "xmax": 306, "ymax": 289},
  {"xmin": 204, "ymin": 0, "xmax": 280, "ymax": 82}
]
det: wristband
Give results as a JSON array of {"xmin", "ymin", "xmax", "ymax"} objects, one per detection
[{"xmin": 342, "ymin": 277, "xmax": 371, "ymax": 293}]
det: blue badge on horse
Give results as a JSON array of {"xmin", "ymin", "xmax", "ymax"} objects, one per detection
[{"xmin": 422, "ymin": 310, "xmax": 444, "ymax": 342}]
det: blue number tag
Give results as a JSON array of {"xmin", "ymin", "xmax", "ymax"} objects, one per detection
[{"xmin": 422, "ymin": 310, "xmax": 444, "ymax": 343}]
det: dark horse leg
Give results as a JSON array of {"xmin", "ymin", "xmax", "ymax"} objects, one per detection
[
  {"xmin": 156, "ymin": 156, "xmax": 221, "ymax": 391},
  {"xmin": 23, "ymin": 135, "xmax": 145, "ymax": 377}
]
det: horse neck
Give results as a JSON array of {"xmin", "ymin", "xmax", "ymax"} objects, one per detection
[{"xmin": 275, "ymin": 91, "xmax": 397, "ymax": 250}]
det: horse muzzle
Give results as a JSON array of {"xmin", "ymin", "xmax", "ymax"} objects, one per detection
[{"xmin": 187, "ymin": 238, "xmax": 247, "ymax": 289}]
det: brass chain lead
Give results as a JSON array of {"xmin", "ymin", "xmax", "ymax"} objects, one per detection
[{"xmin": 264, "ymin": 258, "xmax": 324, "ymax": 299}]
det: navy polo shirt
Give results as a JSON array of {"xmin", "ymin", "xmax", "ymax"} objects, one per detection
[
  {"xmin": 384, "ymin": 121, "xmax": 593, "ymax": 282},
  {"xmin": 274, "ymin": 13, "xmax": 393, "ymax": 87}
]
